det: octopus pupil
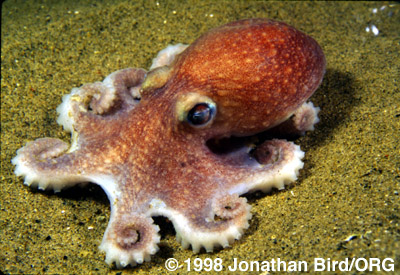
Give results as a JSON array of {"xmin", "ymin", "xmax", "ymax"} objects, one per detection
[{"xmin": 187, "ymin": 103, "xmax": 213, "ymax": 125}]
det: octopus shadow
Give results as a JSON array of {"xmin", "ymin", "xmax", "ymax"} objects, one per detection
[
  {"xmin": 29, "ymin": 185, "xmax": 188, "ymax": 267},
  {"xmin": 295, "ymin": 68, "xmax": 359, "ymax": 180},
  {"xmin": 242, "ymin": 68, "xmax": 359, "ymax": 232},
  {"xmin": 29, "ymin": 183, "xmax": 110, "ymax": 215},
  {"xmin": 300, "ymin": 68, "xmax": 359, "ymax": 147}
]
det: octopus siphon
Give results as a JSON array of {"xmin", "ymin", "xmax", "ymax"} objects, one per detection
[{"xmin": 13, "ymin": 18, "xmax": 326, "ymax": 268}]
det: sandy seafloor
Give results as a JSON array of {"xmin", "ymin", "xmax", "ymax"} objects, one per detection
[{"xmin": 1, "ymin": 1, "xmax": 399, "ymax": 274}]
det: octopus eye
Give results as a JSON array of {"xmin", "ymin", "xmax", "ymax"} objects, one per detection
[
  {"xmin": 176, "ymin": 93, "xmax": 217, "ymax": 128},
  {"xmin": 187, "ymin": 103, "xmax": 216, "ymax": 126}
]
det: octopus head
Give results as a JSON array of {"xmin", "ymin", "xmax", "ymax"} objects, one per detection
[{"xmin": 140, "ymin": 18, "xmax": 325, "ymax": 142}]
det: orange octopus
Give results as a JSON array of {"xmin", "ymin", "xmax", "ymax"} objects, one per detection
[{"xmin": 13, "ymin": 19, "xmax": 326, "ymax": 268}]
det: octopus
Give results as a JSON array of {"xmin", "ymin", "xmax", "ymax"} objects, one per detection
[{"xmin": 12, "ymin": 19, "xmax": 326, "ymax": 268}]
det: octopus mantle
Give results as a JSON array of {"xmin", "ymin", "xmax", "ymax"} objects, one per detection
[{"xmin": 13, "ymin": 19, "xmax": 325, "ymax": 268}]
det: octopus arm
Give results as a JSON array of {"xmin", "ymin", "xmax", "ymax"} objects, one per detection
[
  {"xmin": 127, "ymin": 141, "xmax": 305, "ymax": 257},
  {"xmin": 12, "ymin": 138, "xmax": 84, "ymax": 192},
  {"xmin": 99, "ymin": 192, "xmax": 160, "ymax": 268},
  {"xmin": 12, "ymin": 138, "xmax": 112, "ymax": 192},
  {"xmin": 266, "ymin": 101, "xmax": 320, "ymax": 136},
  {"xmin": 99, "ymin": 211, "xmax": 160, "ymax": 268},
  {"xmin": 223, "ymin": 140, "xmax": 305, "ymax": 195},
  {"xmin": 56, "ymin": 68, "xmax": 146, "ymax": 135},
  {"xmin": 149, "ymin": 43, "xmax": 188, "ymax": 70},
  {"xmin": 146, "ymin": 195, "xmax": 252, "ymax": 254}
]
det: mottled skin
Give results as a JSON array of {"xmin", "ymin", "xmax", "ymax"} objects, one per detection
[{"xmin": 13, "ymin": 19, "xmax": 325, "ymax": 267}]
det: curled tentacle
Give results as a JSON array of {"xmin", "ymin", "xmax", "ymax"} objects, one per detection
[
  {"xmin": 100, "ymin": 213, "xmax": 160, "ymax": 268},
  {"xmin": 148, "ymin": 194, "xmax": 252, "ymax": 254},
  {"xmin": 212, "ymin": 194, "xmax": 250, "ymax": 221},
  {"xmin": 267, "ymin": 101, "xmax": 320, "ymax": 136},
  {"xmin": 56, "ymin": 68, "xmax": 146, "ymax": 133},
  {"xmin": 12, "ymin": 138, "xmax": 88, "ymax": 192},
  {"xmin": 211, "ymin": 139, "xmax": 305, "ymax": 195},
  {"xmin": 291, "ymin": 101, "xmax": 320, "ymax": 133},
  {"xmin": 244, "ymin": 139, "xmax": 305, "ymax": 192}
]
